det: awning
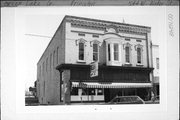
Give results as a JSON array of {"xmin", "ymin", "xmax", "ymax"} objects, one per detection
[{"xmin": 72, "ymin": 82, "xmax": 152, "ymax": 89}]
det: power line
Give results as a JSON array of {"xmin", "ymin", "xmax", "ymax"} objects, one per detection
[{"xmin": 25, "ymin": 34, "xmax": 52, "ymax": 38}]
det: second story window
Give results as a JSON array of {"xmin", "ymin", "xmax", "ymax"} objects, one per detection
[
  {"xmin": 135, "ymin": 44, "xmax": 143, "ymax": 65},
  {"xmin": 90, "ymin": 40, "xmax": 100, "ymax": 62},
  {"xmin": 114, "ymin": 44, "xmax": 119, "ymax": 61},
  {"xmin": 105, "ymin": 39, "xmax": 123, "ymax": 66},
  {"xmin": 93, "ymin": 43, "xmax": 98, "ymax": 61},
  {"xmin": 79, "ymin": 42, "xmax": 85, "ymax": 60},
  {"xmin": 76, "ymin": 38, "xmax": 87, "ymax": 62},
  {"xmin": 137, "ymin": 47, "xmax": 142, "ymax": 64},
  {"xmin": 108, "ymin": 44, "xmax": 111, "ymax": 61},
  {"xmin": 125, "ymin": 46, "xmax": 130, "ymax": 63}
]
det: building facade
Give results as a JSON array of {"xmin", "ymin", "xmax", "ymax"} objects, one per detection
[
  {"xmin": 36, "ymin": 16, "xmax": 155, "ymax": 105},
  {"xmin": 152, "ymin": 45, "xmax": 159, "ymax": 96}
]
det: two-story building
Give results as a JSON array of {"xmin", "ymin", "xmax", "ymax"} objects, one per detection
[{"xmin": 36, "ymin": 15, "xmax": 154, "ymax": 105}]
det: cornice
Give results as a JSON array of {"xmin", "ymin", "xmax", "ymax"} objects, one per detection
[{"xmin": 65, "ymin": 16, "xmax": 151, "ymax": 34}]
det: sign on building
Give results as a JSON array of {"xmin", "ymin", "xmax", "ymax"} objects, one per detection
[{"xmin": 90, "ymin": 61, "xmax": 98, "ymax": 77}]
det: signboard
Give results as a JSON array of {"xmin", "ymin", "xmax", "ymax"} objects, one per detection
[
  {"xmin": 79, "ymin": 82, "xmax": 87, "ymax": 89},
  {"xmin": 90, "ymin": 61, "xmax": 98, "ymax": 77}
]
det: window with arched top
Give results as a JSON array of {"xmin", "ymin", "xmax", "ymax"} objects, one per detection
[
  {"xmin": 125, "ymin": 46, "xmax": 130, "ymax": 63},
  {"xmin": 93, "ymin": 43, "xmax": 98, "ymax": 61},
  {"xmin": 79, "ymin": 42, "xmax": 85, "ymax": 60},
  {"xmin": 135, "ymin": 44, "xmax": 143, "ymax": 65},
  {"xmin": 137, "ymin": 47, "xmax": 142, "ymax": 64},
  {"xmin": 123, "ymin": 43, "xmax": 132, "ymax": 64},
  {"xmin": 90, "ymin": 40, "xmax": 101, "ymax": 62},
  {"xmin": 76, "ymin": 38, "xmax": 87, "ymax": 62}
]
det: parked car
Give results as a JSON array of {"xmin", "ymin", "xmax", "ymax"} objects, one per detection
[
  {"xmin": 25, "ymin": 96, "xmax": 39, "ymax": 106},
  {"xmin": 108, "ymin": 96, "xmax": 145, "ymax": 104},
  {"xmin": 152, "ymin": 95, "xmax": 160, "ymax": 103}
]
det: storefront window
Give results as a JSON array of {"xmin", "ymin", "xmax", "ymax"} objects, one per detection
[
  {"xmin": 88, "ymin": 88, "xmax": 95, "ymax": 95},
  {"xmin": 97, "ymin": 88, "xmax": 103, "ymax": 95},
  {"xmin": 82, "ymin": 88, "xmax": 87, "ymax": 95},
  {"xmin": 71, "ymin": 87, "xmax": 78, "ymax": 95}
]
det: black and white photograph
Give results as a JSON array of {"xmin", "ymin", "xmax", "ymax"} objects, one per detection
[
  {"xmin": 1, "ymin": 6, "xmax": 179, "ymax": 120},
  {"xmin": 25, "ymin": 15, "xmax": 160, "ymax": 106}
]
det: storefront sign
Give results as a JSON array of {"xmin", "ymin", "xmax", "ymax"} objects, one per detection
[{"xmin": 90, "ymin": 61, "xmax": 98, "ymax": 77}]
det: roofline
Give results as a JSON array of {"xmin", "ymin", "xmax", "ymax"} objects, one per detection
[
  {"xmin": 37, "ymin": 15, "xmax": 151, "ymax": 65},
  {"xmin": 37, "ymin": 15, "xmax": 67, "ymax": 65},
  {"xmin": 64, "ymin": 15, "xmax": 151, "ymax": 29}
]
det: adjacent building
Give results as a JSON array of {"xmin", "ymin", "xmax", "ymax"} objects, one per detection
[
  {"xmin": 152, "ymin": 45, "xmax": 159, "ymax": 96},
  {"xmin": 36, "ymin": 15, "xmax": 156, "ymax": 105}
]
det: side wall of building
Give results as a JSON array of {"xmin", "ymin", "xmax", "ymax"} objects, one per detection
[{"xmin": 37, "ymin": 21, "xmax": 65, "ymax": 104}]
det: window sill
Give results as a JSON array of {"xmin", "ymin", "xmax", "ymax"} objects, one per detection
[
  {"xmin": 77, "ymin": 60, "xmax": 86, "ymax": 63},
  {"xmin": 123, "ymin": 63, "xmax": 132, "ymax": 66},
  {"xmin": 136, "ymin": 64, "xmax": 144, "ymax": 67}
]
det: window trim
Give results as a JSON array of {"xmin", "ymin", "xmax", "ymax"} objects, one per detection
[
  {"xmin": 125, "ymin": 46, "xmax": 130, "ymax": 63},
  {"xmin": 105, "ymin": 39, "xmax": 122, "ymax": 66},
  {"xmin": 123, "ymin": 43, "xmax": 132, "ymax": 64},
  {"xmin": 90, "ymin": 40, "xmax": 101, "ymax": 62},
  {"xmin": 76, "ymin": 38, "xmax": 87, "ymax": 62},
  {"xmin": 113, "ymin": 43, "xmax": 119, "ymax": 61},
  {"xmin": 137, "ymin": 47, "xmax": 142, "ymax": 64},
  {"xmin": 135, "ymin": 44, "xmax": 143, "ymax": 66}
]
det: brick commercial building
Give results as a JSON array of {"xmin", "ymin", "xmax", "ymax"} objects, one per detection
[{"xmin": 36, "ymin": 15, "xmax": 156, "ymax": 105}]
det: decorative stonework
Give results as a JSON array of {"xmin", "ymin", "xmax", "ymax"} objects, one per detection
[
  {"xmin": 135, "ymin": 44, "xmax": 143, "ymax": 51},
  {"xmin": 105, "ymin": 24, "xmax": 118, "ymax": 33},
  {"xmin": 123, "ymin": 42, "xmax": 132, "ymax": 50},
  {"xmin": 75, "ymin": 38, "xmax": 87, "ymax": 46},
  {"xmin": 66, "ymin": 16, "xmax": 151, "ymax": 34},
  {"xmin": 90, "ymin": 40, "xmax": 101, "ymax": 47}
]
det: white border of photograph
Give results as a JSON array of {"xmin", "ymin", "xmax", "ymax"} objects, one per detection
[{"xmin": 1, "ymin": 6, "xmax": 179, "ymax": 120}]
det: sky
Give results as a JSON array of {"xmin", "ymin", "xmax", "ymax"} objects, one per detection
[{"xmin": 19, "ymin": 7, "xmax": 163, "ymax": 90}]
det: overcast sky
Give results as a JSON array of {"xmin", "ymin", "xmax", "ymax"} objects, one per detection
[{"xmin": 17, "ymin": 7, "xmax": 163, "ymax": 90}]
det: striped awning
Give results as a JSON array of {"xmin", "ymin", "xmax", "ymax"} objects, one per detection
[{"xmin": 72, "ymin": 82, "xmax": 152, "ymax": 88}]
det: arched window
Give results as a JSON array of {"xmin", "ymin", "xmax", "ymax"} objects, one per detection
[
  {"xmin": 135, "ymin": 44, "xmax": 143, "ymax": 65},
  {"xmin": 76, "ymin": 38, "xmax": 87, "ymax": 62},
  {"xmin": 90, "ymin": 40, "xmax": 100, "ymax": 62},
  {"xmin": 125, "ymin": 46, "xmax": 130, "ymax": 63},
  {"xmin": 137, "ymin": 47, "xmax": 142, "ymax": 64},
  {"xmin": 79, "ymin": 42, "xmax": 85, "ymax": 60},
  {"xmin": 93, "ymin": 43, "xmax": 98, "ymax": 61}
]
